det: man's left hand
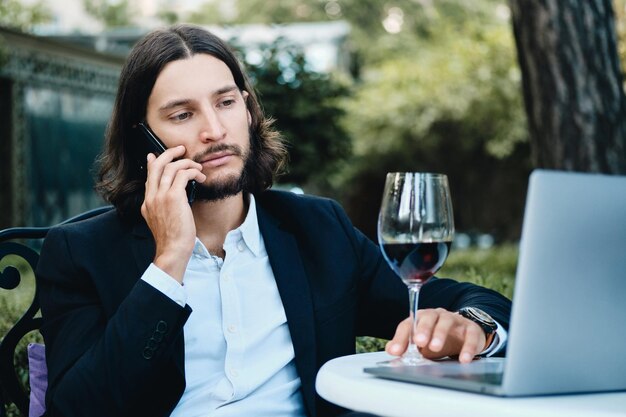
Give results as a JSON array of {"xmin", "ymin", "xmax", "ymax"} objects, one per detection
[{"xmin": 385, "ymin": 308, "xmax": 487, "ymax": 364}]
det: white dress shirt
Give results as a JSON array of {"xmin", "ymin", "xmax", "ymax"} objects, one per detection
[
  {"xmin": 141, "ymin": 194, "xmax": 507, "ymax": 415},
  {"xmin": 142, "ymin": 195, "xmax": 306, "ymax": 417}
]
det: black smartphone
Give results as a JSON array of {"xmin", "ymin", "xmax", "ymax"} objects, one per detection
[{"xmin": 134, "ymin": 122, "xmax": 196, "ymax": 205}]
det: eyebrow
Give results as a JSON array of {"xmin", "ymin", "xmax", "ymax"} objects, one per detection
[{"xmin": 158, "ymin": 85, "xmax": 240, "ymax": 113}]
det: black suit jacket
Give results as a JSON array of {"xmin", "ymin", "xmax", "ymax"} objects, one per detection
[{"xmin": 36, "ymin": 190, "xmax": 511, "ymax": 417}]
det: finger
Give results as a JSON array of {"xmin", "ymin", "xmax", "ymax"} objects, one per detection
[
  {"xmin": 413, "ymin": 308, "xmax": 440, "ymax": 348},
  {"xmin": 145, "ymin": 147, "xmax": 193, "ymax": 203},
  {"xmin": 146, "ymin": 145, "xmax": 186, "ymax": 183},
  {"xmin": 159, "ymin": 159, "xmax": 204, "ymax": 189},
  {"xmin": 459, "ymin": 322, "xmax": 484, "ymax": 363},
  {"xmin": 158, "ymin": 144, "xmax": 187, "ymax": 161},
  {"xmin": 144, "ymin": 153, "xmax": 159, "ymax": 203},
  {"xmin": 385, "ymin": 317, "xmax": 411, "ymax": 356},
  {"xmin": 428, "ymin": 311, "xmax": 456, "ymax": 352},
  {"xmin": 171, "ymin": 168, "xmax": 206, "ymax": 194},
  {"xmin": 147, "ymin": 145, "xmax": 186, "ymax": 174},
  {"xmin": 153, "ymin": 169, "xmax": 205, "ymax": 209}
]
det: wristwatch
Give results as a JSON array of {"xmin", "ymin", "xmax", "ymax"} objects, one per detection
[{"xmin": 458, "ymin": 307, "xmax": 497, "ymax": 338}]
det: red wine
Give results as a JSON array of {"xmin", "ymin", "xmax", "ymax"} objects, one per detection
[{"xmin": 381, "ymin": 241, "xmax": 452, "ymax": 284}]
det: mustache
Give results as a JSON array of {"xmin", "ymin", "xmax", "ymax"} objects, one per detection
[{"xmin": 192, "ymin": 143, "xmax": 244, "ymax": 163}]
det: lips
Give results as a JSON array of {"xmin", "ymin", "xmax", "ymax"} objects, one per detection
[{"xmin": 201, "ymin": 151, "xmax": 236, "ymax": 167}]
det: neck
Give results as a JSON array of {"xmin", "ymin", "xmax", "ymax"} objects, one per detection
[{"xmin": 191, "ymin": 192, "xmax": 248, "ymax": 257}]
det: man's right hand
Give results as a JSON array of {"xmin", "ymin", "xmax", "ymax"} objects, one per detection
[
  {"xmin": 140, "ymin": 145, "xmax": 206, "ymax": 283},
  {"xmin": 385, "ymin": 309, "xmax": 488, "ymax": 363}
]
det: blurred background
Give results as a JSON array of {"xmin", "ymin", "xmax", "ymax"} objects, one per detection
[{"xmin": 0, "ymin": 0, "xmax": 530, "ymax": 243}]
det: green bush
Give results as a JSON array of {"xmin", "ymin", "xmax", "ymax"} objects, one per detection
[
  {"xmin": 0, "ymin": 256, "xmax": 42, "ymax": 417},
  {"xmin": 439, "ymin": 244, "xmax": 517, "ymax": 299},
  {"xmin": 238, "ymin": 40, "xmax": 352, "ymax": 190}
]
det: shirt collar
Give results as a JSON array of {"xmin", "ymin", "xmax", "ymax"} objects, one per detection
[
  {"xmin": 226, "ymin": 193, "xmax": 261, "ymax": 257},
  {"xmin": 192, "ymin": 193, "xmax": 262, "ymax": 258}
]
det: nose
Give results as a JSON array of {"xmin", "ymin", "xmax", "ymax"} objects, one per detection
[{"xmin": 198, "ymin": 107, "xmax": 226, "ymax": 142}]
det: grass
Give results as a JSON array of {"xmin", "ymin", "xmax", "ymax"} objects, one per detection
[
  {"xmin": 1, "ymin": 245, "xmax": 518, "ymax": 416},
  {"xmin": 440, "ymin": 243, "xmax": 517, "ymax": 299}
]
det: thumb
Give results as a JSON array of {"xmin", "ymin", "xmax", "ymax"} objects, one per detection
[{"xmin": 385, "ymin": 317, "xmax": 411, "ymax": 356}]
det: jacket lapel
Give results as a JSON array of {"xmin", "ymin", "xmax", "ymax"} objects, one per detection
[{"xmin": 257, "ymin": 204, "xmax": 317, "ymax": 417}]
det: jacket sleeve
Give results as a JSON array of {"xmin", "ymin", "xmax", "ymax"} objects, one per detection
[
  {"xmin": 36, "ymin": 226, "xmax": 191, "ymax": 416},
  {"xmin": 328, "ymin": 199, "xmax": 512, "ymax": 341}
]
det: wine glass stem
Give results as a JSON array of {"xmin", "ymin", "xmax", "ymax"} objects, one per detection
[{"xmin": 407, "ymin": 283, "xmax": 422, "ymax": 357}]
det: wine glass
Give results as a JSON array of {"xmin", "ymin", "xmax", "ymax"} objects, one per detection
[{"xmin": 378, "ymin": 172, "xmax": 455, "ymax": 365}]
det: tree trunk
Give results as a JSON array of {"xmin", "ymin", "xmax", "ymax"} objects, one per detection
[{"xmin": 510, "ymin": 0, "xmax": 626, "ymax": 174}]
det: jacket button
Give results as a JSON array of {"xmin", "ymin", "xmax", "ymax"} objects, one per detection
[
  {"xmin": 142, "ymin": 347, "xmax": 154, "ymax": 360},
  {"xmin": 147, "ymin": 338, "xmax": 159, "ymax": 350},
  {"xmin": 156, "ymin": 320, "xmax": 168, "ymax": 333}
]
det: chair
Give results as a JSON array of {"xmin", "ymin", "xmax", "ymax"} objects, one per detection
[{"xmin": 0, "ymin": 206, "xmax": 113, "ymax": 417}]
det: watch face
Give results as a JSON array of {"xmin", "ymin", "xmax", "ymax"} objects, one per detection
[
  {"xmin": 468, "ymin": 307, "xmax": 496, "ymax": 325},
  {"xmin": 461, "ymin": 307, "xmax": 497, "ymax": 332}
]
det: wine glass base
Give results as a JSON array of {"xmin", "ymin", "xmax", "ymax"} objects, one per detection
[{"xmin": 377, "ymin": 354, "xmax": 432, "ymax": 367}]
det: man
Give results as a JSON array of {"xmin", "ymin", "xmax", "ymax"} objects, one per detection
[{"xmin": 36, "ymin": 24, "xmax": 511, "ymax": 417}]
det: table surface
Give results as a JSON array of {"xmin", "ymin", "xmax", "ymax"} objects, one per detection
[{"xmin": 315, "ymin": 352, "xmax": 626, "ymax": 417}]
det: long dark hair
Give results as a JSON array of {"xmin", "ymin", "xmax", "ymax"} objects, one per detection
[{"xmin": 95, "ymin": 24, "xmax": 287, "ymax": 221}]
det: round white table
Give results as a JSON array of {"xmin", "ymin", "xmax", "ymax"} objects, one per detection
[{"xmin": 315, "ymin": 352, "xmax": 626, "ymax": 417}]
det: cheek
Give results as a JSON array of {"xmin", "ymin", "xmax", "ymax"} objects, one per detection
[
  {"xmin": 155, "ymin": 124, "xmax": 197, "ymax": 148},
  {"xmin": 230, "ymin": 111, "xmax": 252, "ymax": 138},
  {"xmin": 151, "ymin": 129, "xmax": 178, "ymax": 148}
]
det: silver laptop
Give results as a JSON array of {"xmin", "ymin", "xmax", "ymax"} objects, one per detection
[{"xmin": 365, "ymin": 169, "xmax": 626, "ymax": 396}]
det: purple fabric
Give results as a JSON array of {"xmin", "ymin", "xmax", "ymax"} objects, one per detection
[{"xmin": 27, "ymin": 343, "xmax": 47, "ymax": 417}]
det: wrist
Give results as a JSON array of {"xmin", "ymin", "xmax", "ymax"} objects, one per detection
[
  {"xmin": 483, "ymin": 329, "xmax": 496, "ymax": 351},
  {"xmin": 457, "ymin": 307, "xmax": 498, "ymax": 353},
  {"xmin": 154, "ymin": 252, "xmax": 189, "ymax": 283}
]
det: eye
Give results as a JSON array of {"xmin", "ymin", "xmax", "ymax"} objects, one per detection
[
  {"xmin": 171, "ymin": 112, "xmax": 192, "ymax": 121},
  {"xmin": 219, "ymin": 99, "xmax": 235, "ymax": 108}
]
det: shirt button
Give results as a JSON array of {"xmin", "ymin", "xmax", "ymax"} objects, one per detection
[
  {"xmin": 230, "ymin": 369, "xmax": 239, "ymax": 378},
  {"xmin": 237, "ymin": 241, "xmax": 245, "ymax": 252},
  {"xmin": 227, "ymin": 324, "xmax": 237, "ymax": 333},
  {"xmin": 223, "ymin": 273, "xmax": 231, "ymax": 281}
]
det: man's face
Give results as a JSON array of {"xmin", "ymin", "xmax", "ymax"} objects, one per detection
[{"xmin": 145, "ymin": 53, "xmax": 252, "ymax": 201}]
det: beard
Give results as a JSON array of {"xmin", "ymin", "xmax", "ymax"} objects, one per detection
[{"xmin": 191, "ymin": 138, "xmax": 254, "ymax": 202}]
